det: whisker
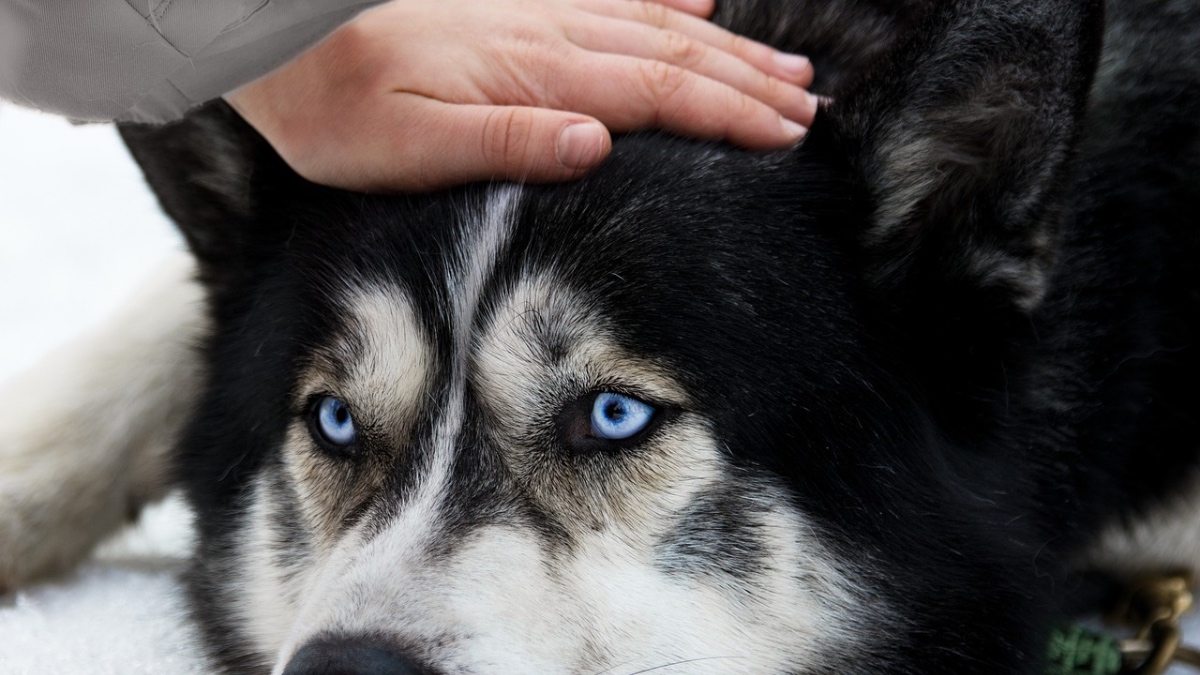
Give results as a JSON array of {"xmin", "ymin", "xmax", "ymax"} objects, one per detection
[
  {"xmin": 624, "ymin": 655, "xmax": 748, "ymax": 674},
  {"xmin": 590, "ymin": 658, "xmax": 640, "ymax": 675}
]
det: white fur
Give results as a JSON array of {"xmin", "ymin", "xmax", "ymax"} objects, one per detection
[
  {"xmin": 0, "ymin": 253, "xmax": 205, "ymax": 589},
  {"xmin": 1084, "ymin": 470, "xmax": 1200, "ymax": 574},
  {"xmin": 274, "ymin": 497, "xmax": 860, "ymax": 674}
]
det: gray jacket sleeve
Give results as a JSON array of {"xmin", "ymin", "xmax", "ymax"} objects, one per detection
[{"xmin": 0, "ymin": 0, "xmax": 386, "ymax": 123}]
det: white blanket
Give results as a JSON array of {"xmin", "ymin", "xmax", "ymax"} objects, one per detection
[{"xmin": 0, "ymin": 105, "xmax": 204, "ymax": 672}]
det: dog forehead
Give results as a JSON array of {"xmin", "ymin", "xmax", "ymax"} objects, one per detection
[
  {"xmin": 310, "ymin": 187, "xmax": 691, "ymax": 421},
  {"xmin": 290, "ymin": 155, "xmax": 853, "ymax": 431}
]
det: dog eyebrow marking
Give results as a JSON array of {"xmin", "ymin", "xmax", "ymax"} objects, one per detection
[
  {"xmin": 300, "ymin": 288, "xmax": 431, "ymax": 430},
  {"xmin": 472, "ymin": 275, "xmax": 689, "ymax": 442}
]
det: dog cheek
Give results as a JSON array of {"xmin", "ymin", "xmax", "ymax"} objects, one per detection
[
  {"xmin": 226, "ymin": 473, "xmax": 317, "ymax": 663},
  {"xmin": 280, "ymin": 429, "xmax": 383, "ymax": 548},
  {"xmin": 654, "ymin": 483, "xmax": 771, "ymax": 579}
]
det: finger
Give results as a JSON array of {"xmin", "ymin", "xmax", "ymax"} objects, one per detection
[
  {"xmin": 642, "ymin": 0, "xmax": 714, "ymax": 18},
  {"xmin": 370, "ymin": 96, "xmax": 612, "ymax": 191},
  {"xmin": 559, "ymin": 51, "xmax": 807, "ymax": 149},
  {"xmin": 573, "ymin": 0, "xmax": 814, "ymax": 87},
  {"xmin": 566, "ymin": 16, "xmax": 817, "ymax": 126}
]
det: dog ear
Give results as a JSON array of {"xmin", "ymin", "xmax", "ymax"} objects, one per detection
[
  {"xmin": 816, "ymin": 0, "xmax": 1103, "ymax": 312},
  {"xmin": 118, "ymin": 101, "xmax": 297, "ymax": 294}
]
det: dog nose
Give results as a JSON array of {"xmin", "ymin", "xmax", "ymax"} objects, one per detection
[{"xmin": 282, "ymin": 637, "xmax": 435, "ymax": 675}]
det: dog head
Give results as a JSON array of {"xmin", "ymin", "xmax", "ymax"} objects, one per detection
[{"xmin": 122, "ymin": 0, "xmax": 1101, "ymax": 672}]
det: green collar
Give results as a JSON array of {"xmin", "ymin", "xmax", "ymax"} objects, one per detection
[{"xmin": 1045, "ymin": 625, "xmax": 1122, "ymax": 675}]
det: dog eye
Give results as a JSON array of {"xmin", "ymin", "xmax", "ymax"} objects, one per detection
[
  {"xmin": 309, "ymin": 396, "xmax": 358, "ymax": 449},
  {"xmin": 590, "ymin": 392, "xmax": 656, "ymax": 440}
]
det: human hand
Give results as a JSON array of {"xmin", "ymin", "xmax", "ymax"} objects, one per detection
[{"xmin": 224, "ymin": 0, "xmax": 817, "ymax": 192}]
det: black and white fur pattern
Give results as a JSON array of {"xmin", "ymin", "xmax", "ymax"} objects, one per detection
[{"xmin": 2, "ymin": 0, "xmax": 1199, "ymax": 673}]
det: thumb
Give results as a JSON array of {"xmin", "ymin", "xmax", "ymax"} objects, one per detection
[
  {"xmin": 388, "ymin": 98, "xmax": 612, "ymax": 191},
  {"xmin": 476, "ymin": 105, "xmax": 613, "ymax": 182}
]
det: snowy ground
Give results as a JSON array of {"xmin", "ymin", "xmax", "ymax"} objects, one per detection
[{"xmin": 1, "ymin": 102, "xmax": 1198, "ymax": 674}]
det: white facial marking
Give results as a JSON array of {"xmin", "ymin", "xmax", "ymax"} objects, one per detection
[
  {"xmin": 237, "ymin": 476, "xmax": 309, "ymax": 666},
  {"xmin": 264, "ymin": 186, "xmax": 521, "ymax": 672}
]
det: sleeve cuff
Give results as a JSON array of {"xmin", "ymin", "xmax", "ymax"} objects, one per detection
[
  {"xmin": 0, "ymin": 0, "xmax": 385, "ymax": 124},
  {"xmin": 125, "ymin": 0, "xmax": 387, "ymax": 124}
]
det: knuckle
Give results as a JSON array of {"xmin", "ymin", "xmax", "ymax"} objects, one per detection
[
  {"xmin": 725, "ymin": 32, "xmax": 747, "ymax": 53},
  {"xmin": 635, "ymin": 1, "xmax": 673, "ymax": 28},
  {"xmin": 759, "ymin": 73, "xmax": 787, "ymax": 103},
  {"xmin": 727, "ymin": 34, "xmax": 761, "ymax": 62},
  {"xmin": 716, "ymin": 91, "xmax": 763, "ymax": 137},
  {"xmin": 662, "ymin": 30, "xmax": 706, "ymax": 69},
  {"xmin": 481, "ymin": 108, "xmax": 536, "ymax": 170},
  {"xmin": 641, "ymin": 60, "xmax": 690, "ymax": 102},
  {"xmin": 734, "ymin": 91, "xmax": 765, "ymax": 122}
]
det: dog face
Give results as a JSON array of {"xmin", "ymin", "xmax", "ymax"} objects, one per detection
[
  {"xmin": 121, "ymin": 0, "xmax": 1106, "ymax": 672},
  {"xmin": 182, "ymin": 142, "xmax": 887, "ymax": 674},
  {"xmin": 226, "ymin": 176, "xmax": 875, "ymax": 674}
]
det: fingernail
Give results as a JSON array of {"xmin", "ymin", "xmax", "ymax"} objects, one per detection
[
  {"xmin": 557, "ymin": 122, "xmax": 607, "ymax": 170},
  {"xmin": 807, "ymin": 91, "xmax": 821, "ymax": 111},
  {"xmin": 782, "ymin": 118, "xmax": 808, "ymax": 142},
  {"xmin": 774, "ymin": 53, "xmax": 811, "ymax": 77}
]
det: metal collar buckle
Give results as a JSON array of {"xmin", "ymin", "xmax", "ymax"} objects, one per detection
[{"xmin": 1108, "ymin": 571, "xmax": 1200, "ymax": 674}]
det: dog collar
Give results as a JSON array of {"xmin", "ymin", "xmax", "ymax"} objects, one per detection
[{"xmin": 1046, "ymin": 571, "xmax": 1200, "ymax": 674}]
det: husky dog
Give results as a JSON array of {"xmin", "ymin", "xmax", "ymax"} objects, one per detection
[{"xmin": 1, "ymin": 0, "xmax": 1198, "ymax": 672}]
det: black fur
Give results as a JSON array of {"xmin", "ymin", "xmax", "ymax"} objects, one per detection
[{"xmin": 119, "ymin": 0, "xmax": 1200, "ymax": 672}]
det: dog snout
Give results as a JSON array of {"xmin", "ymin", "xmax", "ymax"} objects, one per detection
[{"xmin": 282, "ymin": 637, "xmax": 435, "ymax": 675}]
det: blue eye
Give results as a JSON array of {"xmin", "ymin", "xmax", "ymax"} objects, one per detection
[
  {"xmin": 590, "ymin": 392, "xmax": 656, "ymax": 440},
  {"xmin": 312, "ymin": 396, "xmax": 358, "ymax": 447}
]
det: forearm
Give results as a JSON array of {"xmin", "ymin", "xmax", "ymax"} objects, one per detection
[{"xmin": 0, "ymin": 0, "xmax": 385, "ymax": 123}]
